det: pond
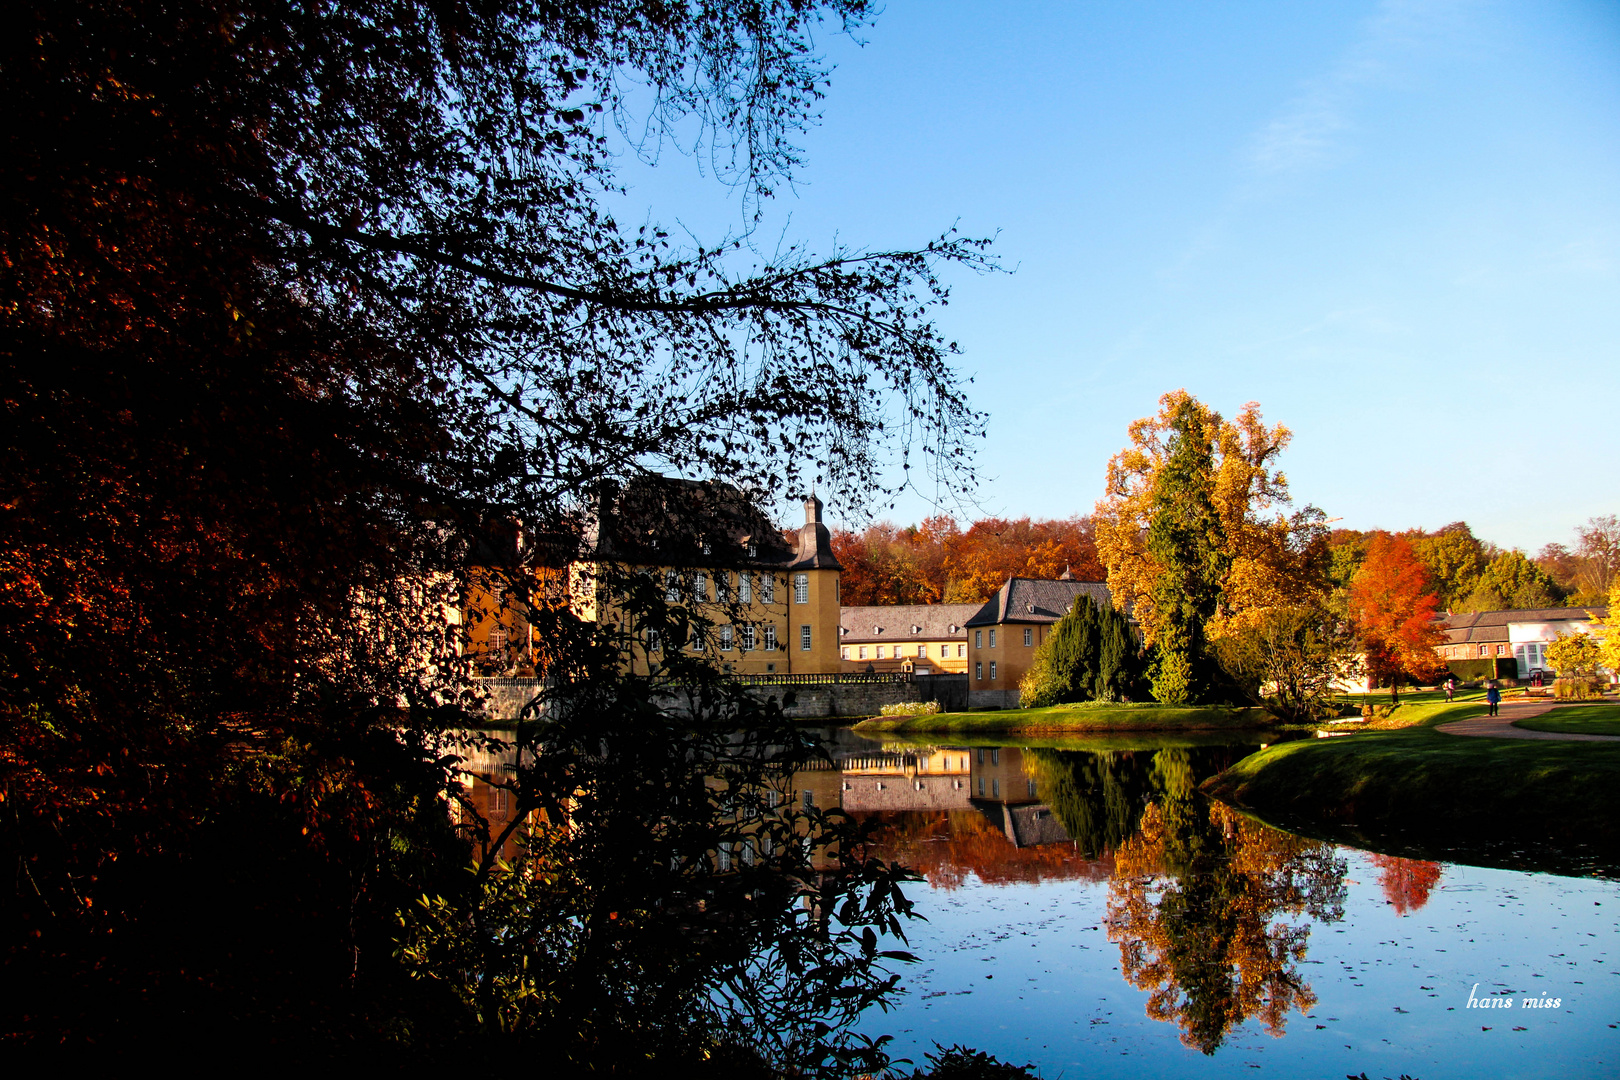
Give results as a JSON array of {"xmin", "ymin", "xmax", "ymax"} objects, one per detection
[{"xmin": 804, "ymin": 727, "xmax": 1620, "ymax": 1079}]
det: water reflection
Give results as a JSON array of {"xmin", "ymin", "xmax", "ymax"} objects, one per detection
[
  {"xmin": 1107, "ymin": 799, "xmax": 1347, "ymax": 1053},
  {"xmin": 1368, "ymin": 853, "xmax": 1444, "ymax": 916},
  {"xmin": 832, "ymin": 732, "xmax": 1350, "ymax": 1054}
]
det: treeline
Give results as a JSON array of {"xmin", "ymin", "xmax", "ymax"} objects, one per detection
[
  {"xmin": 1326, "ymin": 516, "xmax": 1617, "ymax": 613},
  {"xmin": 835, "ymin": 513, "xmax": 1616, "ymax": 614},
  {"xmin": 831, "ymin": 515, "xmax": 1103, "ymax": 606}
]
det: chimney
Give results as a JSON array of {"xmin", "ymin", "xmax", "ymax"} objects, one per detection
[{"xmin": 804, "ymin": 494, "xmax": 823, "ymax": 525}]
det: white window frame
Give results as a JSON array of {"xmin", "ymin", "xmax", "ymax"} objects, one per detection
[
  {"xmin": 693, "ymin": 571, "xmax": 707, "ymax": 603},
  {"xmin": 1024, "ymin": 628, "xmax": 1033, "ymax": 647},
  {"xmin": 738, "ymin": 572, "xmax": 752, "ymax": 603},
  {"xmin": 876, "ymin": 646, "xmax": 886, "ymax": 659},
  {"xmin": 989, "ymin": 629, "xmax": 997, "ymax": 649},
  {"xmin": 761, "ymin": 575, "xmax": 775, "ymax": 604},
  {"xmin": 764, "ymin": 625, "xmax": 777, "ymax": 651},
  {"xmin": 793, "ymin": 573, "xmax": 809, "ymax": 604},
  {"xmin": 858, "ymin": 646, "xmax": 867, "ymax": 659},
  {"xmin": 741, "ymin": 624, "xmax": 756, "ymax": 651},
  {"xmin": 974, "ymin": 630, "xmax": 982, "ymax": 649},
  {"xmin": 719, "ymin": 625, "xmax": 734, "ymax": 651},
  {"xmin": 975, "ymin": 661, "xmax": 982, "ymax": 680},
  {"xmin": 989, "ymin": 661, "xmax": 997, "ymax": 681},
  {"xmin": 800, "ymin": 624, "xmax": 812, "ymax": 651},
  {"xmin": 665, "ymin": 570, "xmax": 681, "ymax": 603},
  {"xmin": 957, "ymin": 644, "xmax": 965, "ymax": 658}
]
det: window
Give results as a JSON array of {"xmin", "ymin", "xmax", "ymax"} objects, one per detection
[
  {"xmin": 800, "ymin": 624, "xmax": 812, "ymax": 651},
  {"xmin": 490, "ymin": 785, "xmax": 509, "ymax": 814},
  {"xmin": 841, "ymin": 647, "xmax": 850, "ymax": 660},
  {"xmin": 858, "ymin": 646, "xmax": 867, "ymax": 660},
  {"xmin": 646, "ymin": 628, "xmax": 661, "ymax": 652},
  {"xmin": 738, "ymin": 572, "xmax": 752, "ymax": 602},
  {"xmin": 974, "ymin": 630, "xmax": 982, "ymax": 649},
  {"xmin": 741, "ymin": 624, "xmax": 756, "ymax": 651},
  {"xmin": 992, "ymin": 778, "xmax": 999, "ymax": 798},
  {"xmin": 1027, "ymin": 779, "xmax": 1038, "ymax": 799},
  {"xmin": 978, "ymin": 777, "xmax": 985, "ymax": 796},
  {"xmin": 793, "ymin": 573, "xmax": 809, "ymax": 603},
  {"xmin": 989, "ymin": 629, "xmax": 997, "ymax": 648},
  {"xmin": 693, "ymin": 571, "xmax": 707, "ymax": 603},
  {"xmin": 989, "ymin": 661, "xmax": 997, "ymax": 681},
  {"xmin": 715, "ymin": 572, "xmax": 730, "ymax": 603},
  {"xmin": 1478, "ymin": 645, "xmax": 1488, "ymax": 658},
  {"xmin": 761, "ymin": 575, "xmax": 775, "ymax": 604},
  {"xmin": 665, "ymin": 570, "xmax": 680, "ymax": 602},
  {"xmin": 876, "ymin": 646, "xmax": 886, "ymax": 659},
  {"xmin": 976, "ymin": 749, "xmax": 984, "ymax": 763},
  {"xmin": 990, "ymin": 749, "xmax": 998, "ymax": 765},
  {"xmin": 1024, "ymin": 628, "xmax": 1033, "ymax": 647},
  {"xmin": 957, "ymin": 644, "xmax": 965, "ymax": 658},
  {"xmin": 1497, "ymin": 645, "xmax": 1507, "ymax": 656},
  {"xmin": 764, "ymin": 625, "xmax": 778, "ymax": 651},
  {"xmin": 975, "ymin": 661, "xmax": 983, "ymax": 680},
  {"xmin": 689, "ymin": 626, "xmax": 704, "ymax": 651},
  {"xmin": 719, "ymin": 625, "xmax": 733, "ymax": 651},
  {"xmin": 747, "ymin": 540, "xmax": 757, "ymax": 558},
  {"xmin": 917, "ymin": 644, "xmax": 927, "ymax": 658}
]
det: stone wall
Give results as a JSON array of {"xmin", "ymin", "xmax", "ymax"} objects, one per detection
[
  {"xmin": 474, "ymin": 675, "xmax": 937, "ymax": 722},
  {"xmin": 757, "ymin": 679, "xmax": 927, "ymax": 720},
  {"xmin": 968, "ymin": 688, "xmax": 1021, "ymax": 711}
]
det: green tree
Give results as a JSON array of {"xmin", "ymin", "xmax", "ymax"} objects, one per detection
[
  {"xmin": 1019, "ymin": 595, "xmax": 1145, "ymax": 707},
  {"xmin": 1145, "ymin": 398, "xmax": 1230, "ymax": 704},
  {"xmin": 1409, "ymin": 522, "xmax": 1490, "ymax": 611},
  {"xmin": 1213, "ymin": 605, "xmax": 1361, "ymax": 722},
  {"xmin": 1459, "ymin": 550, "xmax": 1567, "ymax": 612}
]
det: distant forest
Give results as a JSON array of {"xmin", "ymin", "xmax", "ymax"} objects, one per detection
[{"xmin": 832, "ymin": 514, "xmax": 1617, "ymax": 611}]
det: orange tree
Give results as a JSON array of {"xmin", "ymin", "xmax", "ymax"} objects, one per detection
[{"xmin": 1346, "ymin": 532, "xmax": 1448, "ymax": 698}]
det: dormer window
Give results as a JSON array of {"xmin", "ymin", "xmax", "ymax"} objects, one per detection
[
  {"xmin": 910, "ymin": 625, "xmax": 922, "ymax": 634},
  {"xmin": 747, "ymin": 540, "xmax": 757, "ymax": 558}
]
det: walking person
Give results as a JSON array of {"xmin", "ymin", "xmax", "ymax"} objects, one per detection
[
  {"xmin": 1485, "ymin": 680, "xmax": 1501, "ymax": 717},
  {"xmin": 1445, "ymin": 675, "xmax": 1456, "ymax": 703}
]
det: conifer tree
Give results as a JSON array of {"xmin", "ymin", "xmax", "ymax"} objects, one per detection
[
  {"xmin": 1145, "ymin": 398, "xmax": 1230, "ymax": 703},
  {"xmin": 1019, "ymin": 596, "xmax": 1143, "ymax": 706}
]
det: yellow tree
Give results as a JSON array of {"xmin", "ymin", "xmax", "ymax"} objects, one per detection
[
  {"xmin": 1596, "ymin": 582, "xmax": 1620, "ymax": 680},
  {"xmin": 1095, "ymin": 391, "xmax": 1324, "ymax": 648}
]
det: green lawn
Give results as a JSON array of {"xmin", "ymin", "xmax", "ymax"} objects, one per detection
[
  {"xmin": 1514, "ymin": 702, "xmax": 1620, "ymax": 737},
  {"xmin": 852, "ymin": 701, "xmax": 1271, "ymax": 736},
  {"xmin": 1202, "ymin": 701, "xmax": 1620, "ymax": 857}
]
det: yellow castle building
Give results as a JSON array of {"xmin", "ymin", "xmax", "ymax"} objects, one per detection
[{"xmin": 464, "ymin": 477, "xmax": 846, "ymax": 678}]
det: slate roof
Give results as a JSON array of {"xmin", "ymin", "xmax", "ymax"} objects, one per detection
[
  {"xmin": 1438, "ymin": 606, "xmax": 1606, "ymax": 646},
  {"xmin": 838, "ymin": 603, "xmax": 981, "ymax": 644},
  {"xmin": 964, "ymin": 577, "xmax": 1114, "ymax": 628},
  {"xmin": 584, "ymin": 476, "xmax": 838, "ymax": 571}
]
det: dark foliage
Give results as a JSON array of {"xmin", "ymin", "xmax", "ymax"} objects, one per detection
[{"xmin": 2, "ymin": 0, "xmax": 988, "ymax": 1065}]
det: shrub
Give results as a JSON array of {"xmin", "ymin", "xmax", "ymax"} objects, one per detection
[
  {"xmin": 1553, "ymin": 677, "xmax": 1599, "ymax": 701},
  {"xmin": 879, "ymin": 700, "xmax": 941, "ymax": 717}
]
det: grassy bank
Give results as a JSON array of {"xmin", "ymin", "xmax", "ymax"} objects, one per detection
[
  {"xmin": 1514, "ymin": 701, "xmax": 1620, "ymax": 736},
  {"xmin": 852, "ymin": 701, "xmax": 1270, "ymax": 736},
  {"xmin": 1202, "ymin": 701, "xmax": 1620, "ymax": 856}
]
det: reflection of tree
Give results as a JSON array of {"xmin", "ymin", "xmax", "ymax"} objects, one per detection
[
  {"xmin": 1368, "ymin": 854, "xmax": 1442, "ymax": 915},
  {"xmin": 1106, "ymin": 799, "xmax": 1346, "ymax": 1054},
  {"xmin": 1025, "ymin": 746, "xmax": 1251, "ymax": 859},
  {"xmin": 860, "ymin": 810, "xmax": 1113, "ymax": 889}
]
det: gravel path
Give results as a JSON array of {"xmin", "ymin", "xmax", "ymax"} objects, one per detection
[{"xmin": 1436, "ymin": 700, "xmax": 1620, "ymax": 742}]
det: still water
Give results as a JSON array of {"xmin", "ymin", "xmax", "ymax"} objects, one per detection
[{"xmin": 811, "ymin": 728, "xmax": 1620, "ymax": 1079}]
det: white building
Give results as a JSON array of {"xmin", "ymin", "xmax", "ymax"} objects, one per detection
[{"xmin": 1439, "ymin": 606, "xmax": 1609, "ymax": 679}]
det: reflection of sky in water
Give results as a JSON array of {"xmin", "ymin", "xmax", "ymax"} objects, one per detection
[{"xmin": 858, "ymin": 850, "xmax": 1620, "ymax": 1078}]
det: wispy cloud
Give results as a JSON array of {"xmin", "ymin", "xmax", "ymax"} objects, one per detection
[{"xmin": 1246, "ymin": 0, "xmax": 1477, "ymax": 176}]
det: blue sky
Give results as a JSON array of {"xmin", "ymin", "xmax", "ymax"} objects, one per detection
[{"xmin": 615, "ymin": 0, "xmax": 1620, "ymax": 552}]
